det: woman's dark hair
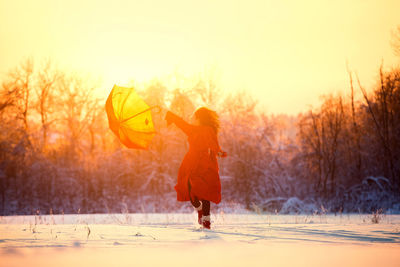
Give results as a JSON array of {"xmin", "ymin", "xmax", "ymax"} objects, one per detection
[{"xmin": 194, "ymin": 107, "xmax": 220, "ymax": 134}]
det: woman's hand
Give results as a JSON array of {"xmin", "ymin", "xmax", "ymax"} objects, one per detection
[
  {"xmin": 164, "ymin": 109, "xmax": 173, "ymax": 126},
  {"xmin": 217, "ymin": 151, "xmax": 227, "ymax": 158}
]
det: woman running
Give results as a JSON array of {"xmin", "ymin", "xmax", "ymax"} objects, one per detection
[{"xmin": 165, "ymin": 107, "xmax": 227, "ymax": 229}]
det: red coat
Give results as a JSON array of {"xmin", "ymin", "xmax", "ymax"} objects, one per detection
[{"xmin": 166, "ymin": 111, "xmax": 223, "ymax": 204}]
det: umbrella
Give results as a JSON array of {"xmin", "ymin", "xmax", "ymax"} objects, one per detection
[{"xmin": 105, "ymin": 85, "xmax": 158, "ymax": 149}]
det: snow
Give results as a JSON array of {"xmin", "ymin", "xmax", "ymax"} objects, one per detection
[{"xmin": 0, "ymin": 213, "xmax": 400, "ymax": 267}]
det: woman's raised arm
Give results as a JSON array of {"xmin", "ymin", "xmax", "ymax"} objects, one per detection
[{"xmin": 165, "ymin": 111, "xmax": 196, "ymax": 136}]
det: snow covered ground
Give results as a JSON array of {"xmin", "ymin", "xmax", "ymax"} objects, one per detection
[{"xmin": 1, "ymin": 213, "xmax": 400, "ymax": 267}]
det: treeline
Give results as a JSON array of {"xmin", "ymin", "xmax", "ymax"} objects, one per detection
[
  {"xmin": 0, "ymin": 58, "xmax": 399, "ymax": 215},
  {"xmin": 296, "ymin": 66, "xmax": 400, "ymax": 212}
]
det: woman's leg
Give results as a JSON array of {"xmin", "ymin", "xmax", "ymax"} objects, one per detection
[
  {"xmin": 190, "ymin": 195, "xmax": 201, "ymax": 208},
  {"xmin": 188, "ymin": 179, "xmax": 201, "ymax": 208},
  {"xmin": 188, "ymin": 179, "xmax": 204, "ymax": 225},
  {"xmin": 201, "ymin": 200, "xmax": 210, "ymax": 216},
  {"xmin": 201, "ymin": 199, "xmax": 211, "ymax": 229}
]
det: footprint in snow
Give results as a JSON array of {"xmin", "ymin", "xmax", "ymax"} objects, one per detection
[{"xmin": 200, "ymin": 232, "xmax": 221, "ymax": 240}]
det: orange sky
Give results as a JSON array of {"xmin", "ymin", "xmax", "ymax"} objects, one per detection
[{"xmin": 0, "ymin": 0, "xmax": 399, "ymax": 115}]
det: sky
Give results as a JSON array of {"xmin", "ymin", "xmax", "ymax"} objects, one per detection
[{"xmin": 0, "ymin": 0, "xmax": 399, "ymax": 115}]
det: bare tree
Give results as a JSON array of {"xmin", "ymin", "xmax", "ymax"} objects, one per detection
[
  {"xmin": 347, "ymin": 67, "xmax": 362, "ymax": 181},
  {"xmin": 391, "ymin": 25, "xmax": 400, "ymax": 57},
  {"xmin": 35, "ymin": 60, "xmax": 61, "ymax": 150},
  {"xmin": 1, "ymin": 59, "xmax": 34, "ymax": 135},
  {"xmin": 58, "ymin": 74, "xmax": 99, "ymax": 161},
  {"xmin": 169, "ymin": 88, "xmax": 195, "ymax": 119},
  {"xmin": 192, "ymin": 77, "xmax": 221, "ymax": 109},
  {"xmin": 357, "ymin": 65, "xmax": 400, "ymax": 190},
  {"xmin": 298, "ymin": 94, "xmax": 344, "ymax": 196},
  {"xmin": 86, "ymin": 100, "xmax": 104, "ymax": 155}
]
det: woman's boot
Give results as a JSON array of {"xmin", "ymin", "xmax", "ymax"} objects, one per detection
[{"xmin": 202, "ymin": 215, "xmax": 211, "ymax": 229}]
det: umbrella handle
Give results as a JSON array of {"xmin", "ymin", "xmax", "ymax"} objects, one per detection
[{"xmin": 119, "ymin": 105, "xmax": 162, "ymax": 123}]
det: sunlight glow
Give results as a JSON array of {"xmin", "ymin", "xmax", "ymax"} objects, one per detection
[{"xmin": 0, "ymin": 0, "xmax": 399, "ymax": 114}]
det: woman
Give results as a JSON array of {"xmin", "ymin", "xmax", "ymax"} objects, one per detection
[{"xmin": 165, "ymin": 107, "xmax": 227, "ymax": 229}]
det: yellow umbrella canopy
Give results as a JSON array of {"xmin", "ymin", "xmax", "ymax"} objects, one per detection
[{"xmin": 105, "ymin": 85, "xmax": 157, "ymax": 149}]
